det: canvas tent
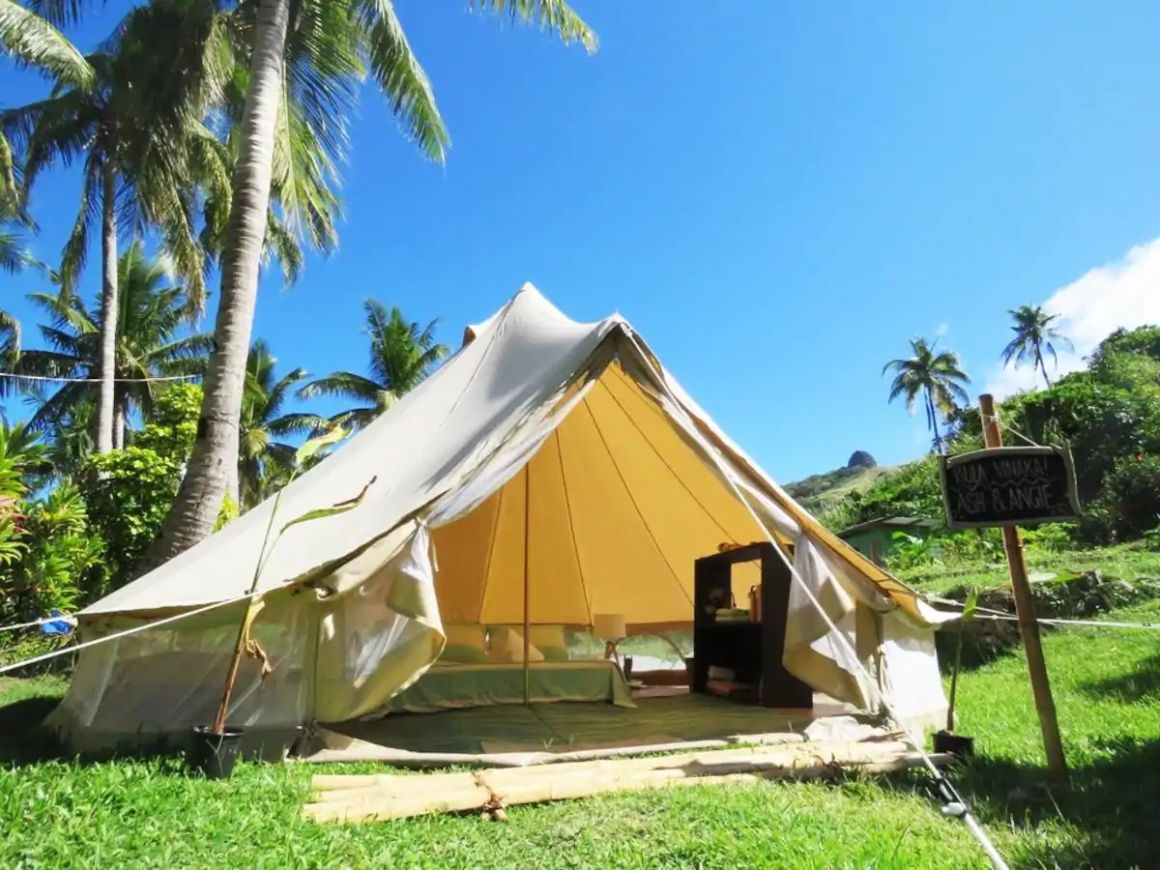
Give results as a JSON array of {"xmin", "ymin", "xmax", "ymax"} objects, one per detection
[{"xmin": 49, "ymin": 286, "xmax": 951, "ymax": 752}]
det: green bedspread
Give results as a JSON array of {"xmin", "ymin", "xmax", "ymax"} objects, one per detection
[{"xmin": 385, "ymin": 660, "xmax": 635, "ymax": 714}]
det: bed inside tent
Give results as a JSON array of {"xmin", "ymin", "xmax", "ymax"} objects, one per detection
[{"xmin": 47, "ymin": 286, "xmax": 950, "ymax": 761}]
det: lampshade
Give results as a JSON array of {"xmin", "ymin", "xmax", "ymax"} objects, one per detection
[{"xmin": 593, "ymin": 612, "xmax": 627, "ymax": 639}]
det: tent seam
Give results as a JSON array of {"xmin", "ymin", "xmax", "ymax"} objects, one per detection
[
  {"xmin": 553, "ymin": 428, "xmax": 594, "ymax": 627},
  {"xmin": 596, "ymin": 375, "xmax": 752, "ymax": 546},
  {"xmin": 581, "ymin": 397, "xmax": 693, "ymax": 609},
  {"xmin": 477, "ymin": 487, "xmax": 506, "ymax": 622}
]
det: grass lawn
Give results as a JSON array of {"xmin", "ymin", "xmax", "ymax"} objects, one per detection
[
  {"xmin": 895, "ymin": 542, "xmax": 1160, "ymax": 597},
  {"xmin": 1, "ymin": 600, "xmax": 1158, "ymax": 868}
]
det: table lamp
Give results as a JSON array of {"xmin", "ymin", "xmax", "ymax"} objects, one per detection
[{"xmin": 593, "ymin": 612, "xmax": 627, "ymax": 661}]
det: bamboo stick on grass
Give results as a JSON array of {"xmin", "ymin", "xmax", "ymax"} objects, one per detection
[{"xmin": 304, "ymin": 753, "xmax": 944, "ymax": 824}]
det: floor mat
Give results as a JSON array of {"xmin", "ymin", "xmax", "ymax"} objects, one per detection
[{"xmin": 328, "ymin": 694, "xmax": 835, "ymax": 755}]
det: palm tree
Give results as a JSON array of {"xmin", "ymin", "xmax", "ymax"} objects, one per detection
[
  {"xmin": 14, "ymin": 241, "xmax": 212, "ymax": 449},
  {"xmin": 299, "ymin": 301, "xmax": 447, "ymax": 432},
  {"xmin": 1001, "ymin": 304, "xmax": 1073, "ymax": 389},
  {"xmin": 883, "ymin": 338, "xmax": 971, "ymax": 454},
  {"xmin": 3, "ymin": 0, "xmax": 230, "ymax": 455},
  {"xmin": 1, "ymin": 132, "xmax": 36, "ymax": 274},
  {"xmin": 238, "ymin": 340, "xmax": 326, "ymax": 510},
  {"xmin": 149, "ymin": 0, "xmax": 596, "ymax": 568}
]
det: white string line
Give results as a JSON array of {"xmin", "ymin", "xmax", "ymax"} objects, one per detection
[
  {"xmin": 979, "ymin": 412, "xmax": 1042, "ymax": 449},
  {"xmin": 0, "ymin": 615, "xmax": 75, "ymax": 633},
  {"xmin": 924, "ymin": 595, "xmax": 1160, "ymax": 630},
  {"xmin": 0, "ymin": 592, "xmax": 253, "ymax": 677},
  {"xmin": 0, "ymin": 372, "xmax": 199, "ymax": 384},
  {"xmin": 627, "ymin": 335, "xmax": 1009, "ymax": 870}
]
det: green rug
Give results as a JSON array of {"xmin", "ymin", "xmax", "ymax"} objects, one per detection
[{"xmin": 331, "ymin": 695, "xmax": 817, "ymax": 754}]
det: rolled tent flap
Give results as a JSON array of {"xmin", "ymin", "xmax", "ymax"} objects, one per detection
[{"xmin": 313, "ymin": 524, "xmax": 445, "ymax": 722}]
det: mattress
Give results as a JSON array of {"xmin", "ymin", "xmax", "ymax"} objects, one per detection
[{"xmin": 385, "ymin": 659, "xmax": 635, "ymax": 714}]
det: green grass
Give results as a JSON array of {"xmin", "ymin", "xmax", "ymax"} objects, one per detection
[
  {"xmin": 2, "ymin": 602, "xmax": 1158, "ymax": 867},
  {"xmin": 895, "ymin": 542, "xmax": 1160, "ymax": 596}
]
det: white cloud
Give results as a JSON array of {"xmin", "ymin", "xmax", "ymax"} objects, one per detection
[
  {"xmin": 935, "ymin": 322, "xmax": 950, "ymax": 338},
  {"xmin": 985, "ymin": 238, "xmax": 1160, "ymax": 398}
]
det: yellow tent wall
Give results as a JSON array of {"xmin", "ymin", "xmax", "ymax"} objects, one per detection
[{"xmin": 432, "ymin": 362, "xmax": 767, "ymax": 630}]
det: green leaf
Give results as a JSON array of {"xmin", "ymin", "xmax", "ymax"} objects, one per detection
[
  {"xmin": 294, "ymin": 423, "xmax": 347, "ymax": 467},
  {"xmin": 278, "ymin": 476, "xmax": 377, "ymax": 536},
  {"xmin": 961, "ymin": 588, "xmax": 979, "ymax": 623}
]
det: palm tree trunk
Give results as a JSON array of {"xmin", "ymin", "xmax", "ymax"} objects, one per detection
[
  {"xmin": 139, "ymin": 0, "xmax": 292, "ymax": 571},
  {"xmin": 112, "ymin": 389, "xmax": 127, "ymax": 450},
  {"xmin": 926, "ymin": 389, "xmax": 943, "ymax": 454},
  {"xmin": 94, "ymin": 159, "xmax": 118, "ymax": 455},
  {"xmin": 1036, "ymin": 349, "xmax": 1051, "ymax": 389}
]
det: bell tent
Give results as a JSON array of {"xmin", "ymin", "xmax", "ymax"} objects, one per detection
[{"xmin": 48, "ymin": 286, "xmax": 950, "ymax": 752}]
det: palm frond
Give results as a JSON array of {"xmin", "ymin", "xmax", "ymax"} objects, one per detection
[
  {"xmin": 267, "ymin": 411, "xmax": 329, "ymax": 437},
  {"xmin": 354, "ymin": 0, "xmax": 449, "ymax": 162},
  {"xmin": 469, "ymin": 0, "xmax": 598, "ymax": 52},
  {"xmin": 297, "ymin": 370, "xmax": 383, "ymax": 404},
  {"xmin": 57, "ymin": 149, "xmax": 102, "ymax": 295},
  {"xmin": 0, "ymin": 0, "xmax": 95, "ymax": 90}
]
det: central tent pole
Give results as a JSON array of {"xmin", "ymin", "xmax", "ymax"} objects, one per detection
[{"xmin": 523, "ymin": 462, "xmax": 531, "ymax": 706}]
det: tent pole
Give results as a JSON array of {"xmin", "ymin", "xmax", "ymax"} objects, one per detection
[{"xmin": 523, "ymin": 464, "xmax": 531, "ymax": 706}]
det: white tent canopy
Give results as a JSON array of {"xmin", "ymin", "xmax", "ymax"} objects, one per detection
[{"xmin": 49, "ymin": 286, "xmax": 950, "ymax": 751}]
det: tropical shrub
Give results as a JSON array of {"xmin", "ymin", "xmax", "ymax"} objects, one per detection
[
  {"xmin": 1081, "ymin": 454, "xmax": 1160, "ymax": 543},
  {"xmin": 79, "ymin": 385, "xmax": 233, "ymax": 586},
  {"xmin": 4, "ymin": 484, "xmax": 107, "ymax": 620},
  {"xmin": 81, "ymin": 447, "xmax": 183, "ymax": 586}
]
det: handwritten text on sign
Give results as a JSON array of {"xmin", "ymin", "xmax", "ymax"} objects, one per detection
[{"xmin": 939, "ymin": 447, "xmax": 1080, "ymax": 529}]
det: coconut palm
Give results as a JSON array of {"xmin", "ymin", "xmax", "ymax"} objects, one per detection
[
  {"xmin": 299, "ymin": 300, "xmax": 447, "ymax": 432},
  {"xmin": 14, "ymin": 241, "xmax": 212, "ymax": 449},
  {"xmin": 1001, "ymin": 304, "xmax": 1073, "ymax": 389},
  {"xmin": 2, "ymin": 0, "xmax": 230, "ymax": 454},
  {"xmin": 0, "ymin": 1, "xmax": 95, "ymax": 91},
  {"xmin": 150, "ymin": 0, "xmax": 596, "ymax": 568},
  {"xmin": 238, "ymin": 339, "xmax": 326, "ymax": 510},
  {"xmin": 884, "ymin": 338, "xmax": 971, "ymax": 454}
]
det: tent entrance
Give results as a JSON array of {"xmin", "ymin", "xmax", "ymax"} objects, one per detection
[{"xmin": 430, "ymin": 361, "xmax": 771, "ymax": 633}]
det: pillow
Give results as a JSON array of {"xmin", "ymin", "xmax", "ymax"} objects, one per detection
[
  {"xmin": 488, "ymin": 626, "xmax": 544, "ymax": 663},
  {"xmin": 440, "ymin": 643, "xmax": 488, "ymax": 664},
  {"xmin": 529, "ymin": 625, "xmax": 565, "ymax": 649},
  {"xmin": 445, "ymin": 623, "xmax": 486, "ymax": 649},
  {"xmin": 530, "ymin": 625, "xmax": 568, "ymax": 662}
]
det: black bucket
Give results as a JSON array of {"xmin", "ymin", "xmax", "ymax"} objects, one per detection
[
  {"xmin": 188, "ymin": 725, "xmax": 245, "ymax": 779},
  {"xmin": 933, "ymin": 730, "xmax": 975, "ymax": 757}
]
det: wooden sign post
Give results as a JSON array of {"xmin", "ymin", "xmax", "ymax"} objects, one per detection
[{"xmin": 973, "ymin": 394, "xmax": 1069, "ymax": 785}]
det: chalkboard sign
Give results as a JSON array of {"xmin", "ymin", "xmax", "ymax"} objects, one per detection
[{"xmin": 939, "ymin": 446, "xmax": 1080, "ymax": 529}]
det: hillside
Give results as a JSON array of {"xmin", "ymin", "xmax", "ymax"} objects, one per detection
[{"xmin": 783, "ymin": 452, "xmax": 897, "ymax": 518}]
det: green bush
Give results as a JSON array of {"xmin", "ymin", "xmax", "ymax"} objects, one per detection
[
  {"xmin": 1081, "ymin": 454, "xmax": 1160, "ymax": 543},
  {"xmin": 3, "ymin": 484, "xmax": 107, "ymax": 621},
  {"xmin": 81, "ymin": 447, "xmax": 183, "ymax": 586}
]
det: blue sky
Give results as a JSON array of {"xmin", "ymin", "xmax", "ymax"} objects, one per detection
[{"xmin": 5, "ymin": 2, "xmax": 1160, "ymax": 482}]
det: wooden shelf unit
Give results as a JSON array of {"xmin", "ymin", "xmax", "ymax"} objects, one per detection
[{"xmin": 692, "ymin": 542, "xmax": 813, "ymax": 709}]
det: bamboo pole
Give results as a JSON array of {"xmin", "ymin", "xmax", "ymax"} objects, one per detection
[
  {"xmin": 523, "ymin": 463, "xmax": 531, "ymax": 706},
  {"xmin": 303, "ymin": 752, "xmax": 946, "ymax": 824},
  {"xmin": 979, "ymin": 394, "xmax": 1067, "ymax": 785},
  {"xmin": 310, "ymin": 740, "xmax": 915, "ymax": 793},
  {"xmin": 211, "ymin": 491, "xmax": 283, "ymax": 735}
]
